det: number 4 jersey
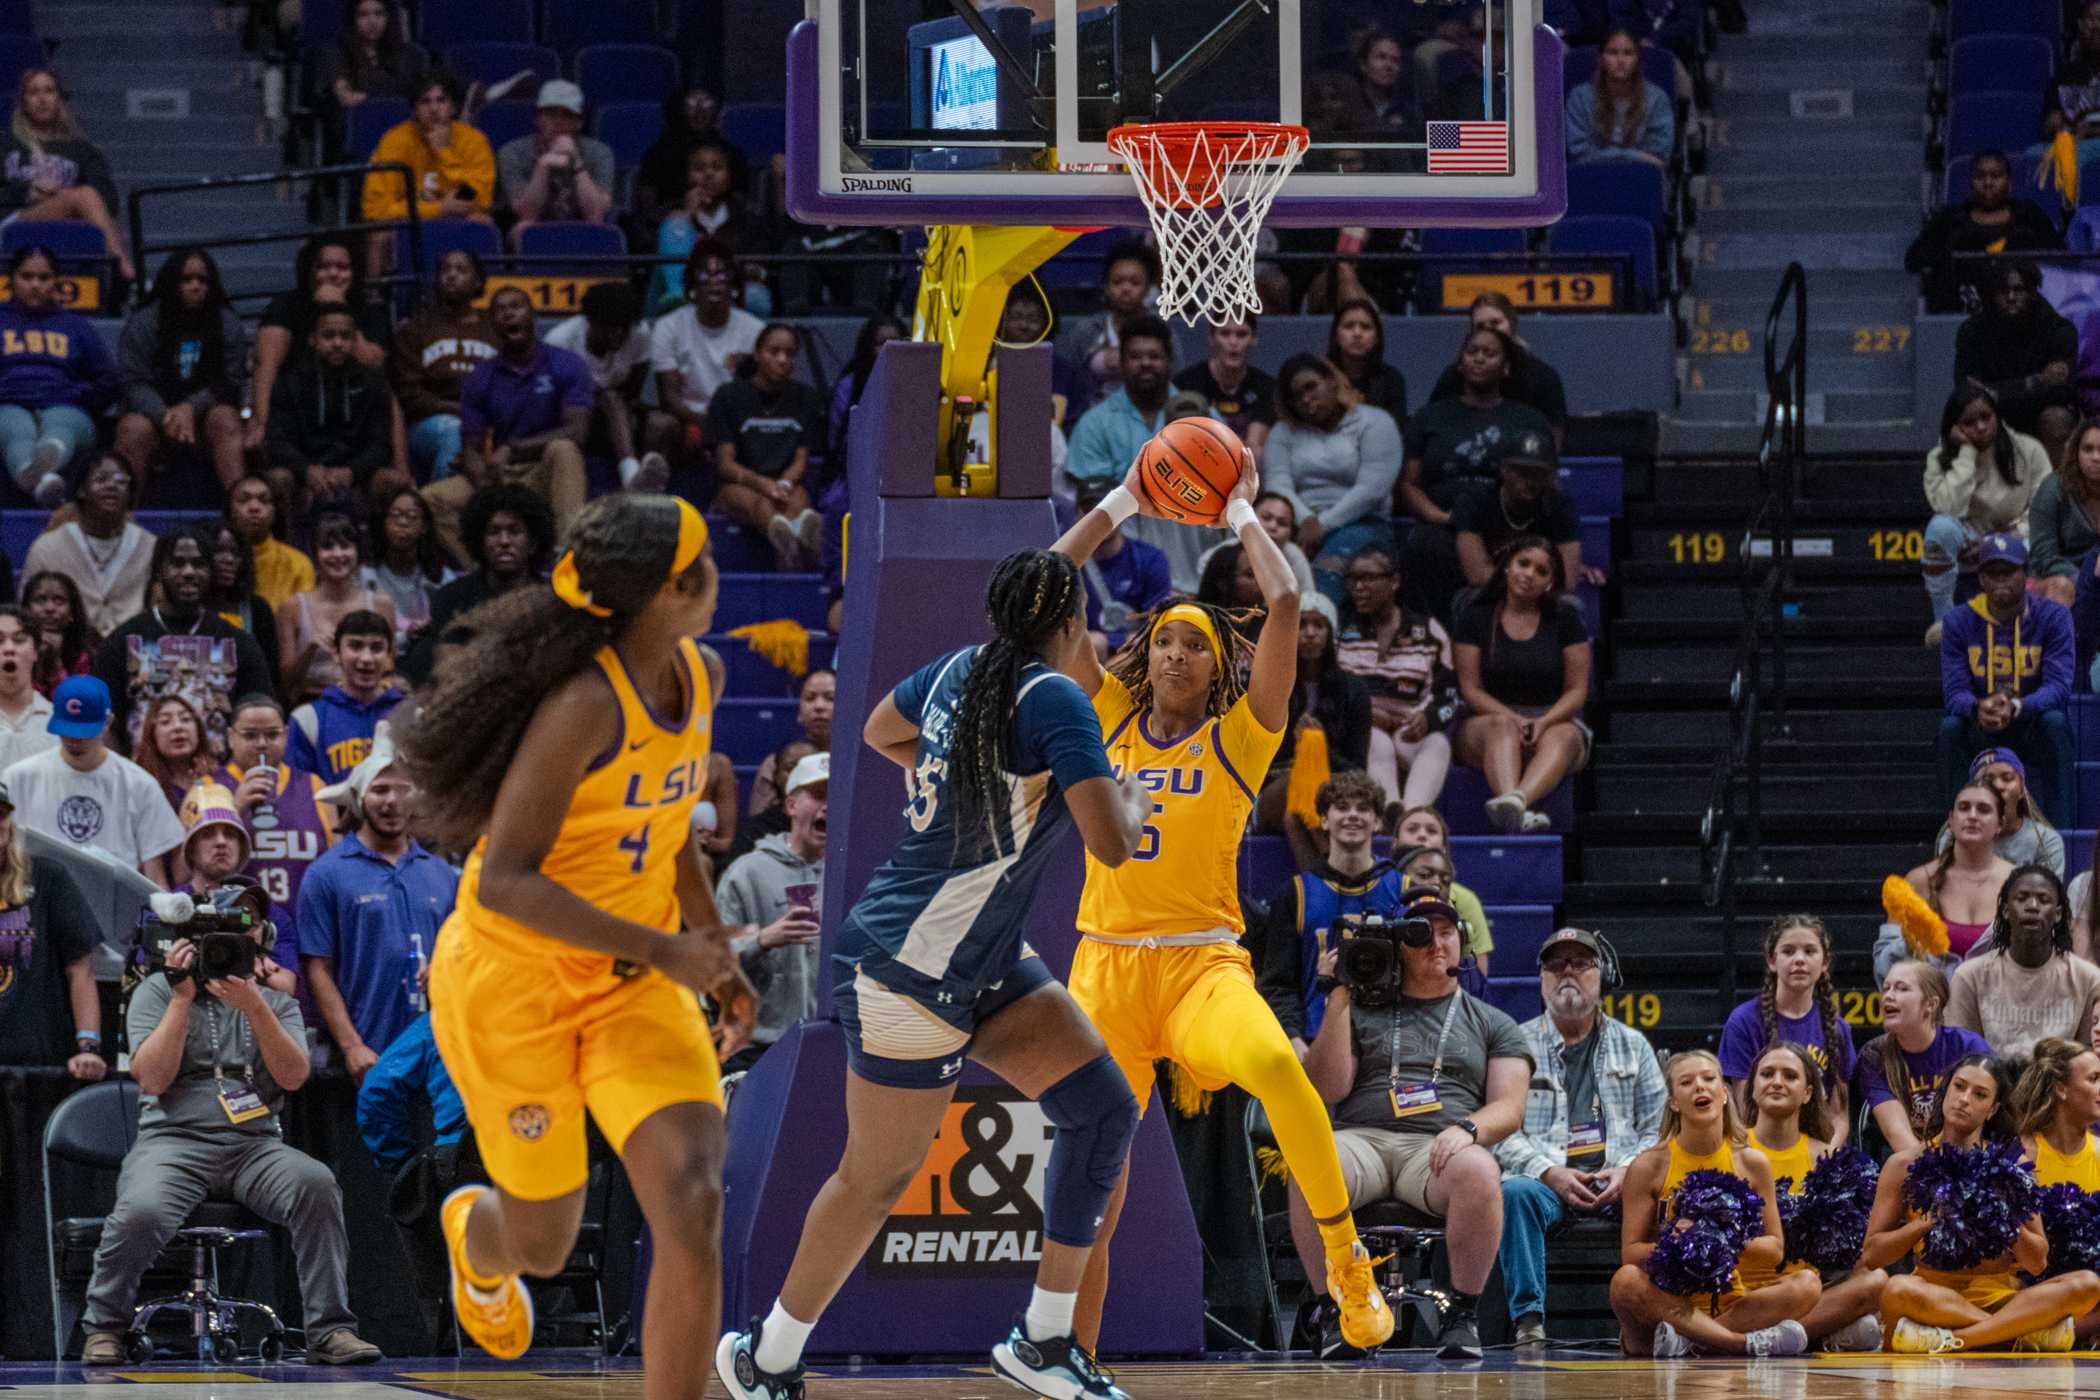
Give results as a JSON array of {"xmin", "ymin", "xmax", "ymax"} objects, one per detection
[
  {"xmin": 836, "ymin": 646, "xmax": 1112, "ymax": 1014},
  {"xmin": 447, "ymin": 638, "xmax": 713, "ymax": 988}
]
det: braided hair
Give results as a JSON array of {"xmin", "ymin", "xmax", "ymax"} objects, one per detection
[
  {"xmin": 401, "ymin": 495, "xmax": 715, "ymax": 851},
  {"xmin": 1983, "ymin": 862, "xmax": 2074, "ymax": 959},
  {"xmin": 1106, "ymin": 598, "xmax": 1260, "ymax": 720},
  {"xmin": 1756, "ymin": 914, "xmax": 1845, "ymax": 1096},
  {"xmin": 944, "ymin": 549, "xmax": 1084, "ymax": 860}
]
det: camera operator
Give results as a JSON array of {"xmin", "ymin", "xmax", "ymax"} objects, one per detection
[
  {"xmin": 1290, "ymin": 887, "xmax": 1531, "ymax": 1361},
  {"xmin": 1492, "ymin": 929, "xmax": 1664, "ymax": 1347},
  {"xmin": 79, "ymin": 784, "xmax": 383, "ymax": 1367}
]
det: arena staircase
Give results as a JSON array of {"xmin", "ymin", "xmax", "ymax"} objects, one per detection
[
  {"xmin": 1671, "ymin": 0, "xmax": 1928, "ymax": 455},
  {"xmin": 39, "ymin": 0, "xmax": 304, "ymax": 300}
]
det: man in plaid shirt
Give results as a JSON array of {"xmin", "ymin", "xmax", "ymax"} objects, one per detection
[{"xmin": 1492, "ymin": 928, "xmax": 1665, "ymax": 1346}]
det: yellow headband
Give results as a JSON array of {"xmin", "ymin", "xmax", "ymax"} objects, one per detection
[
  {"xmin": 1151, "ymin": 602, "xmax": 1222, "ymax": 657},
  {"xmin": 550, "ymin": 499, "xmax": 711, "ymax": 618}
]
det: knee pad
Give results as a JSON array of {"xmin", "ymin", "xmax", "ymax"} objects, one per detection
[{"xmin": 1038, "ymin": 1055, "xmax": 1139, "ymax": 1248}]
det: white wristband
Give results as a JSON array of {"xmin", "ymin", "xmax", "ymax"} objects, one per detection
[
  {"xmin": 1097, "ymin": 484, "xmax": 1140, "ymax": 526},
  {"xmin": 1224, "ymin": 497, "xmax": 1259, "ymax": 533}
]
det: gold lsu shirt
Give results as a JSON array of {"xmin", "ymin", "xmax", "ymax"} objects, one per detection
[{"xmin": 1076, "ymin": 671, "xmax": 1285, "ymax": 941}]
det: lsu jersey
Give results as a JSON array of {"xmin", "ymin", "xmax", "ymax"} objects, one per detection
[
  {"xmin": 448, "ymin": 638, "xmax": 713, "ymax": 981},
  {"xmin": 1076, "ymin": 671, "xmax": 1285, "ymax": 942}
]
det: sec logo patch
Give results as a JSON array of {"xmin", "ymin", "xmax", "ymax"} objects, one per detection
[{"xmin": 508, "ymin": 1104, "xmax": 550, "ymax": 1141}]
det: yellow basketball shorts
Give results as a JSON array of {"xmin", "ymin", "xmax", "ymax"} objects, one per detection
[
  {"xmin": 1066, "ymin": 938, "xmax": 1267, "ymax": 1116},
  {"xmin": 430, "ymin": 927, "xmax": 724, "ymax": 1201}
]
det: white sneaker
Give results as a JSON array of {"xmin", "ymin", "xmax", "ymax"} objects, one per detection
[
  {"xmin": 627, "ymin": 451, "xmax": 670, "ymax": 493},
  {"xmin": 1651, "ymin": 1320, "xmax": 1694, "ymax": 1358},
  {"xmin": 794, "ymin": 508, "xmax": 822, "ymax": 554},
  {"xmin": 1924, "ymin": 621, "xmax": 1943, "ymax": 648},
  {"xmin": 1890, "ymin": 1317, "xmax": 1962, "ymax": 1355},
  {"xmin": 1520, "ymin": 809, "xmax": 1553, "ymax": 833},
  {"xmin": 2014, "ymin": 1315, "xmax": 2075, "ymax": 1352},
  {"xmin": 1745, "ymin": 1319, "xmax": 1808, "ymax": 1358},
  {"xmin": 30, "ymin": 471, "xmax": 67, "ymax": 508},
  {"xmin": 766, "ymin": 513, "xmax": 800, "ymax": 564},
  {"xmin": 1485, "ymin": 792, "xmax": 1527, "ymax": 834},
  {"xmin": 1821, "ymin": 1313, "xmax": 1881, "ymax": 1353}
]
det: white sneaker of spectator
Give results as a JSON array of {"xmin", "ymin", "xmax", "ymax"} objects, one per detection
[{"xmin": 621, "ymin": 452, "xmax": 671, "ymax": 493}]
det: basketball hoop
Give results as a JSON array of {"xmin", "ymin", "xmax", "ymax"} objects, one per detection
[{"xmin": 1106, "ymin": 121, "xmax": 1310, "ymax": 327}]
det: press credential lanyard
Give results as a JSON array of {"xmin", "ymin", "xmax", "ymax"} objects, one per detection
[
  {"xmin": 206, "ymin": 997, "xmax": 269, "ymax": 1124},
  {"xmin": 1389, "ymin": 991, "xmax": 1461, "ymax": 1119}
]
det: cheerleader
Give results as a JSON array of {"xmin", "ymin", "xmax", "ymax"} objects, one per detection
[
  {"xmin": 2015, "ymin": 1037, "xmax": 2100, "ymax": 1340},
  {"xmin": 1861, "ymin": 1054, "xmax": 2100, "ymax": 1353},
  {"xmin": 1739, "ymin": 1043, "xmax": 1886, "ymax": 1349},
  {"xmin": 1609, "ymin": 1050, "xmax": 1819, "ymax": 1357}
]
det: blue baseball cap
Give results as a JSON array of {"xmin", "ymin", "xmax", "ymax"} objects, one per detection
[
  {"xmin": 1978, "ymin": 533, "xmax": 2029, "ymax": 569},
  {"xmin": 48, "ymin": 675, "xmax": 110, "ymax": 738}
]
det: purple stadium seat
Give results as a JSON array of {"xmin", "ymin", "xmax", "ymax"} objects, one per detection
[
  {"xmin": 474, "ymin": 100, "xmax": 537, "ymax": 154},
  {"xmin": 418, "ymin": 0, "xmax": 533, "ymax": 47},
  {"xmin": 719, "ymin": 102, "xmax": 786, "ymax": 165},
  {"xmin": 539, "ymin": 0, "xmax": 656, "ymax": 53},
  {"xmin": 1948, "ymin": 35, "xmax": 2054, "ymax": 100},
  {"xmin": 1414, "ymin": 225, "xmax": 1528, "ymax": 312},
  {"xmin": 594, "ymin": 101, "xmax": 666, "ymax": 168},
  {"xmin": 1566, "ymin": 160, "xmax": 1667, "ymax": 226},
  {"xmin": 515, "ymin": 221, "xmax": 625, "ymax": 274},
  {"xmin": 1945, "ymin": 91, "xmax": 2044, "ymax": 161},
  {"xmin": 1546, "ymin": 214, "xmax": 1659, "ymax": 308},
  {"xmin": 575, "ymin": 44, "xmax": 681, "ymax": 109},
  {"xmin": 400, "ymin": 218, "xmax": 502, "ymax": 282},
  {"xmin": 1949, "ymin": 0, "xmax": 2061, "ymax": 41},
  {"xmin": 1, "ymin": 220, "xmax": 106, "ymax": 261},
  {"xmin": 444, "ymin": 41, "xmax": 560, "ymax": 88},
  {"xmin": 344, "ymin": 97, "xmax": 409, "ymax": 161}
]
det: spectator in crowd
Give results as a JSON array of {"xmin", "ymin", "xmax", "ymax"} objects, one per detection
[
  {"xmin": 1948, "ymin": 865, "xmax": 2100, "ymax": 1056},
  {"xmin": 1257, "ymin": 770, "xmax": 1407, "ymax": 1050},
  {"xmin": 496, "ymin": 80, "xmax": 614, "ymax": 248},
  {"xmin": 321, "ymin": 0, "xmax": 420, "ymax": 117},
  {"xmin": 248, "ymin": 233, "xmax": 391, "ymax": 456},
  {"xmin": 93, "ymin": 522, "xmax": 273, "ymax": 759},
  {"xmin": 1718, "ymin": 915, "xmax": 1856, "ymax": 1148},
  {"xmin": 1429, "ymin": 295, "xmax": 1571, "ymax": 439},
  {"xmin": 0, "ymin": 244, "xmax": 117, "ymax": 506},
  {"xmin": 1056, "ymin": 239, "xmax": 1159, "ymax": 414},
  {"xmin": 0, "ymin": 775, "xmax": 103, "ymax": 1074},
  {"xmin": 280, "ymin": 511, "xmax": 396, "ymax": 705},
  {"xmin": 390, "ymin": 247, "xmax": 494, "ymax": 483},
  {"xmin": 360, "ymin": 70, "xmax": 495, "ymax": 232},
  {"xmin": 633, "ymin": 87, "xmax": 728, "ymax": 233},
  {"xmin": 1495, "ymin": 928, "xmax": 1666, "ymax": 1347},
  {"xmin": 359, "ymin": 488, "xmax": 452, "ymax": 651},
  {"xmin": 1196, "ymin": 492, "xmax": 1318, "ymax": 601},
  {"xmin": 2, "ymin": 675, "xmax": 183, "ymax": 884},
  {"xmin": 1608, "ymin": 1050, "xmax": 1817, "ymax": 1358},
  {"xmin": 1336, "ymin": 544, "xmax": 1455, "ymax": 813},
  {"xmin": 1173, "ymin": 317, "xmax": 1276, "ymax": 461},
  {"xmin": 1294, "ymin": 887, "xmax": 1531, "ymax": 1360},
  {"xmin": 650, "ymin": 135, "xmax": 771, "ymax": 317},
  {"xmin": 720, "ymin": 735, "xmax": 815, "ymax": 869},
  {"xmin": 826, "ymin": 312, "xmax": 907, "ymax": 474},
  {"xmin": 1955, "ymin": 261, "xmax": 2080, "ymax": 465},
  {"xmin": 134, "ymin": 694, "xmax": 214, "ymax": 815},
  {"xmin": 1195, "ymin": 540, "xmax": 1264, "ymax": 620},
  {"xmin": 1392, "ymin": 806, "xmax": 1496, "ymax": 953},
  {"xmin": 1253, "ymin": 594, "xmax": 1370, "ymax": 851},
  {"xmin": 1923, "ymin": 385, "xmax": 2052, "ymax": 633},
  {"xmin": 1907, "ymin": 151, "xmax": 2061, "ymax": 316},
  {"xmin": 1327, "ymin": 298, "xmax": 1409, "ymax": 427},
  {"xmin": 1452, "ymin": 432, "xmax": 1591, "ymax": 605},
  {"xmin": 0, "ymin": 607, "xmax": 55, "ymax": 773},
  {"xmin": 691, "ymin": 749, "xmax": 741, "ymax": 878},
  {"xmin": 1941, "ymin": 747, "xmax": 2066, "ymax": 874},
  {"xmin": 0, "ymin": 68, "xmax": 132, "ymax": 280},
  {"xmin": 265, "ymin": 304, "xmax": 399, "ymax": 507},
  {"xmin": 718, "ymin": 751, "xmax": 827, "ymax": 1073},
  {"xmin": 648, "ymin": 238, "xmax": 763, "ymax": 462},
  {"xmin": 1391, "ymin": 842, "xmax": 1494, "ymax": 976},
  {"xmin": 1401, "ymin": 327, "xmax": 1555, "ymax": 542},
  {"xmin": 423, "ymin": 285, "xmax": 589, "ymax": 563},
  {"xmin": 22, "ymin": 570, "xmax": 96, "ymax": 699},
  {"xmin": 217, "ymin": 695, "xmax": 335, "ymax": 1026},
  {"xmin": 1937, "ymin": 533, "xmax": 2075, "ymax": 826},
  {"xmin": 2045, "ymin": 1, "xmax": 2100, "ymax": 137},
  {"xmin": 225, "ymin": 472, "xmax": 315, "ymax": 611},
  {"xmin": 748, "ymin": 669, "xmax": 836, "ymax": 817},
  {"xmin": 1070, "ymin": 474, "xmax": 1172, "ymax": 658},
  {"xmin": 298, "ymin": 735, "xmax": 458, "ymax": 1081},
  {"xmin": 77, "ymin": 817, "xmax": 382, "ymax": 1367},
  {"xmin": 114, "ymin": 248, "xmax": 247, "ymax": 494},
  {"xmin": 707, "ymin": 322, "xmax": 825, "ymax": 570},
  {"xmin": 1264, "ymin": 354, "xmax": 1403, "ymax": 582},
  {"xmin": 1565, "ymin": 29, "xmax": 1673, "ymax": 166},
  {"xmin": 1898, "ymin": 782, "xmax": 2018, "ymax": 974},
  {"xmin": 407, "ymin": 484, "xmax": 553, "ymax": 679},
  {"xmin": 1613, "ymin": 0, "xmax": 1700, "ymax": 69},
  {"xmin": 1860, "ymin": 960, "xmax": 1991, "ymax": 1155},
  {"xmin": 1331, "ymin": 28, "xmax": 1417, "ymax": 138},
  {"xmin": 1452, "ymin": 536, "xmax": 1592, "ymax": 834},
  {"xmin": 204, "ymin": 522, "xmax": 280, "ymax": 686},
  {"xmin": 290, "ymin": 609, "xmax": 401, "ymax": 786},
  {"xmin": 2071, "ymin": 830, "xmax": 2100, "ymax": 959},
  {"xmin": 2030, "ymin": 420, "xmax": 2100, "ymax": 606},
  {"xmin": 545, "ymin": 281, "xmax": 666, "ymax": 493},
  {"xmin": 22, "ymin": 456, "xmax": 153, "ymax": 636},
  {"xmin": 1545, "ymin": 0, "xmax": 1613, "ymax": 47}
]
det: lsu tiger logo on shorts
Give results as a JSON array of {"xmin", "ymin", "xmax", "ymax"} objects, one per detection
[{"xmin": 508, "ymin": 1104, "xmax": 551, "ymax": 1141}]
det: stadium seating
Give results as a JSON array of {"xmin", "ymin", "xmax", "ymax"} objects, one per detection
[
  {"xmin": 574, "ymin": 43, "xmax": 681, "ymax": 108},
  {"xmin": 1566, "ymin": 161, "xmax": 1667, "ymax": 227},
  {"xmin": 719, "ymin": 103, "xmax": 787, "ymax": 166},
  {"xmin": 517, "ymin": 221, "xmax": 627, "ymax": 272},
  {"xmin": 541, "ymin": 0, "xmax": 659, "ymax": 53},
  {"xmin": 1, "ymin": 220, "xmax": 108, "ymax": 261},
  {"xmin": 0, "ymin": 32, "xmax": 39, "ymax": 94},
  {"xmin": 401, "ymin": 218, "xmax": 502, "ymax": 281},
  {"xmin": 1944, "ymin": 91, "xmax": 2044, "ymax": 161},
  {"xmin": 1946, "ymin": 35, "xmax": 2054, "ymax": 100},
  {"xmin": 474, "ymin": 100, "xmax": 538, "ymax": 153},
  {"xmin": 1947, "ymin": 0, "xmax": 2062, "ymax": 42},
  {"xmin": 1560, "ymin": 43, "xmax": 1678, "ymax": 96},
  {"xmin": 1545, "ymin": 215, "xmax": 1659, "ymax": 309},
  {"xmin": 593, "ymin": 101, "xmax": 665, "ymax": 169},
  {"xmin": 344, "ymin": 98, "xmax": 410, "ymax": 161},
  {"xmin": 444, "ymin": 42, "xmax": 561, "ymax": 89},
  {"xmin": 1414, "ymin": 226, "xmax": 1529, "ymax": 313},
  {"xmin": 417, "ymin": 0, "xmax": 535, "ymax": 47}
]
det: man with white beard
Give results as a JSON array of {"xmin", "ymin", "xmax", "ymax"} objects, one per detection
[{"xmin": 1491, "ymin": 929, "xmax": 1665, "ymax": 1347}]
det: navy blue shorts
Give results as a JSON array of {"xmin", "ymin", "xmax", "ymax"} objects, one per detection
[{"xmin": 834, "ymin": 952, "xmax": 1055, "ymax": 1089}]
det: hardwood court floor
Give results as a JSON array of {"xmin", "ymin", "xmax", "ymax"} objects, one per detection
[{"xmin": 9, "ymin": 1352, "xmax": 2100, "ymax": 1397}]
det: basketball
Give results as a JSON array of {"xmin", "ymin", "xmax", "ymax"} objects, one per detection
[{"xmin": 1135, "ymin": 417, "xmax": 1246, "ymax": 525}]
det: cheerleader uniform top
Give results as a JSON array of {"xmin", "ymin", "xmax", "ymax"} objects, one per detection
[
  {"xmin": 1740, "ymin": 1130, "xmax": 1820, "ymax": 1289},
  {"xmin": 2031, "ymin": 1131, "xmax": 2100, "ymax": 1192},
  {"xmin": 1659, "ymin": 1137, "xmax": 1748, "ymax": 1305},
  {"xmin": 1910, "ymin": 1138, "xmax": 2022, "ymax": 1310}
]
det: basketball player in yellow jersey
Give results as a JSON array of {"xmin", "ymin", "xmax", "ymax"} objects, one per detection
[
  {"xmin": 1050, "ymin": 453, "xmax": 1394, "ymax": 1353},
  {"xmin": 401, "ymin": 495, "xmax": 755, "ymax": 1400}
]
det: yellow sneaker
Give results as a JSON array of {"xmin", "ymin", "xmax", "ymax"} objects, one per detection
[
  {"xmin": 442, "ymin": 1186, "xmax": 534, "ymax": 1359},
  {"xmin": 1325, "ymin": 1243, "xmax": 1395, "ymax": 1350},
  {"xmin": 2015, "ymin": 1316, "xmax": 2075, "ymax": 1352}
]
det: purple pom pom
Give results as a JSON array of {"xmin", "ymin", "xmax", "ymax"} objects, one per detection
[
  {"xmin": 1903, "ymin": 1141, "xmax": 2039, "ymax": 1272},
  {"xmin": 1783, "ymin": 1149, "xmax": 1879, "ymax": 1276},
  {"xmin": 2024, "ymin": 1182, "xmax": 2100, "ymax": 1283},
  {"xmin": 1645, "ymin": 1168, "xmax": 1765, "ymax": 1299}
]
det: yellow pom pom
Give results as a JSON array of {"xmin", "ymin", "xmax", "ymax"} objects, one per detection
[
  {"xmin": 1167, "ymin": 1062, "xmax": 1215, "ymax": 1118},
  {"xmin": 1284, "ymin": 720, "xmax": 1332, "ymax": 834},
  {"xmin": 1882, "ymin": 874, "xmax": 1949, "ymax": 958},
  {"xmin": 727, "ymin": 619, "xmax": 812, "ymax": 678}
]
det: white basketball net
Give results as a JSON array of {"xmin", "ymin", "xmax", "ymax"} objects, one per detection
[{"xmin": 1107, "ymin": 123, "xmax": 1310, "ymax": 327}]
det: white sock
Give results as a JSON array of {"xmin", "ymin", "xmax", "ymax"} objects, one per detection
[
  {"xmin": 753, "ymin": 1299, "xmax": 814, "ymax": 1374},
  {"xmin": 1023, "ymin": 1286, "xmax": 1077, "ymax": 1343},
  {"xmin": 618, "ymin": 455, "xmax": 642, "ymax": 488}
]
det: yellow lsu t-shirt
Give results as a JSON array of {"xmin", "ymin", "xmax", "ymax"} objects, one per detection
[{"xmin": 1075, "ymin": 671, "xmax": 1284, "ymax": 941}]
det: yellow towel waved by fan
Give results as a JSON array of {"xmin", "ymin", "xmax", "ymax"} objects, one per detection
[{"xmin": 1881, "ymin": 874, "xmax": 1948, "ymax": 959}]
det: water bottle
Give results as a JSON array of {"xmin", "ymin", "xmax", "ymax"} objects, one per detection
[{"xmin": 249, "ymin": 761, "xmax": 278, "ymax": 831}]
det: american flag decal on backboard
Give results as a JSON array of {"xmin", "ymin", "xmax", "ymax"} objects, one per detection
[{"xmin": 1427, "ymin": 121, "xmax": 1509, "ymax": 173}]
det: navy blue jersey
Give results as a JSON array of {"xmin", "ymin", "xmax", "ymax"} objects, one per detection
[{"xmin": 836, "ymin": 646, "xmax": 1111, "ymax": 1017}]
